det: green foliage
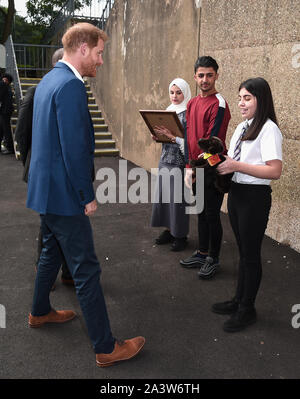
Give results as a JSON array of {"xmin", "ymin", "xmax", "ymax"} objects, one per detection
[
  {"xmin": 26, "ymin": 0, "xmax": 91, "ymax": 26},
  {"xmin": 0, "ymin": 0, "xmax": 15, "ymax": 44},
  {"xmin": 13, "ymin": 15, "xmax": 46, "ymax": 44},
  {"xmin": 0, "ymin": 6, "xmax": 45, "ymax": 44}
]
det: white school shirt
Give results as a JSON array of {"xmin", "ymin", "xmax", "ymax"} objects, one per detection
[{"xmin": 228, "ymin": 118, "xmax": 283, "ymax": 185}]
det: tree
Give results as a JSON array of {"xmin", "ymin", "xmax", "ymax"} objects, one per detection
[
  {"xmin": 0, "ymin": 0, "xmax": 15, "ymax": 44},
  {"xmin": 0, "ymin": 6, "xmax": 45, "ymax": 44},
  {"xmin": 26, "ymin": 0, "xmax": 91, "ymax": 26}
]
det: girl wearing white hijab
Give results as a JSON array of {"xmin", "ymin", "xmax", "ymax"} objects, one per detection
[{"xmin": 151, "ymin": 78, "xmax": 192, "ymax": 251}]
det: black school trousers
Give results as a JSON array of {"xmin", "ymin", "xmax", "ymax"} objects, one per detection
[
  {"xmin": 196, "ymin": 180, "xmax": 224, "ymax": 259},
  {"xmin": 228, "ymin": 182, "xmax": 272, "ymax": 308}
]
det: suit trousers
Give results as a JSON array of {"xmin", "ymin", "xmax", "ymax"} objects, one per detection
[
  {"xmin": 31, "ymin": 214, "xmax": 115, "ymax": 354},
  {"xmin": 36, "ymin": 225, "xmax": 72, "ymax": 279},
  {"xmin": 228, "ymin": 182, "xmax": 272, "ymax": 307}
]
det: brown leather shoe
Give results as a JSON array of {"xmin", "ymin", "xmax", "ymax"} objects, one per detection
[
  {"xmin": 28, "ymin": 309, "xmax": 76, "ymax": 328},
  {"xmin": 96, "ymin": 336, "xmax": 145, "ymax": 367}
]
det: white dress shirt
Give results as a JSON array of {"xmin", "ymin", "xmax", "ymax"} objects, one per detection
[
  {"xmin": 228, "ymin": 118, "xmax": 283, "ymax": 185},
  {"xmin": 58, "ymin": 60, "xmax": 84, "ymax": 83}
]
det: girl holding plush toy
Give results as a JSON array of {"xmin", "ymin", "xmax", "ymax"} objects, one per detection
[{"xmin": 214, "ymin": 77, "xmax": 283, "ymax": 332}]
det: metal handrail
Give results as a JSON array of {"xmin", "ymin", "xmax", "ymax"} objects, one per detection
[
  {"xmin": 5, "ymin": 35, "xmax": 23, "ymax": 111},
  {"xmin": 14, "ymin": 43, "xmax": 60, "ymax": 77},
  {"xmin": 4, "ymin": 35, "xmax": 22, "ymax": 158},
  {"xmin": 97, "ymin": 0, "xmax": 114, "ymax": 30}
]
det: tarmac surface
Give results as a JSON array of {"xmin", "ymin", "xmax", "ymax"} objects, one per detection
[{"xmin": 0, "ymin": 154, "xmax": 299, "ymax": 380}]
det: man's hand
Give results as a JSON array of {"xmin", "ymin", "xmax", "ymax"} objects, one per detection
[
  {"xmin": 184, "ymin": 168, "xmax": 194, "ymax": 189},
  {"xmin": 85, "ymin": 199, "xmax": 97, "ymax": 216}
]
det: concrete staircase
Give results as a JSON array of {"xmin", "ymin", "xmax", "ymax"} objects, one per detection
[{"xmin": 12, "ymin": 77, "xmax": 119, "ymax": 158}]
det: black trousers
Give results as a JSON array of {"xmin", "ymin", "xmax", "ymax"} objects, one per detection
[
  {"xmin": 195, "ymin": 178, "xmax": 224, "ymax": 259},
  {"xmin": 0, "ymin": 115, "xmax": 14, "ymax": 152},
  {"xmin": 228, "ymin": 182, "xmax": 272, "ymax": 307}
]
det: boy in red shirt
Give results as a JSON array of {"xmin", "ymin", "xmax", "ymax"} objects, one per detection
[{"xmin": 181, "ymin": 56, "xmax": 231, "ymax": 279}]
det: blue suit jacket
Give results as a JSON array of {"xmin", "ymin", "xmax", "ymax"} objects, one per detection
[{"xmin": 27, "ymin": 62, "xmax": 95, "ymax": 216}]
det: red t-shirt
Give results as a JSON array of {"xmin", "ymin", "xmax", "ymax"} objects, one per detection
[{"xmin": 186, "ymin": 93, "xmax": 231, "ymax": 165}]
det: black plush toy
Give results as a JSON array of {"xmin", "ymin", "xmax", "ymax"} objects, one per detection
[{"xmin": 190, "ymin": 136, "xmax": 233, "ymax": 193}]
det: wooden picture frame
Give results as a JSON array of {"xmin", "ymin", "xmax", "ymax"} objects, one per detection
[{"xmin": 139, "ymin": 110, "xmax": 184, "ymax": 143}]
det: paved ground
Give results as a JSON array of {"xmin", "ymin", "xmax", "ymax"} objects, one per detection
[{"xmin": 0, "ymin": 154, "xmax": 299, "ymax": 380}]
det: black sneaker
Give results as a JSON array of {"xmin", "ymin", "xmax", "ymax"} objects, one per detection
[
  {"xmin": 180, "ymin": 251, "xmax": 207, "ymax": 268},
  {"xmin": 211, "ymin": 298, "xmax": 239, "ymax": 315},
  {"xmin": 171, "ymin": 237, "xmax": 187, "ymax": 252},
  {"xmin": 155, "ymin": 230, "xmax": 174, "ymax": 245},
  {"xmin": 198, "ymin": 256, "xmax": 219, "ymax": 279},
  {"xmin": 223, "ymin": 307, "xmax": 257, "ymax": 332}
]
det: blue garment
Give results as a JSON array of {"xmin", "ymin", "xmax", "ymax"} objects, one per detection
[
  {"xmin": 32, "ymin": 214, "xmax": 115, "ymax": 354},
  {"xmin": 27, "ymin": 62, "xmax": 95, "ymax": 216},
  {"xmin": 28, "ymin": 62, "xmax": 115, "ymax": 354}
]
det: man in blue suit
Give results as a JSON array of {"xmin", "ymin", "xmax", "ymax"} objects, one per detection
[{"xmin": 27, "ymin": 22, "xmax": 145, "ymax": 367}]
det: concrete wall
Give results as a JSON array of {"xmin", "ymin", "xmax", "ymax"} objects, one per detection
[
  {"xmin": 90, "ymin": 0, "xmax": 200, "ymax": 170},
  {"xmin": 90, "ymin": 0, "xmax": 300, "ymax": 252}
]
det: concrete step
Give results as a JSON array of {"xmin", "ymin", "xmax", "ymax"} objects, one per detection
[
  {"xmin": 92, "ymin": 118, "xmax": 105, "ymax": 125},
  {"xmin": 12, "ymin": 120, "xmax": 108, "ymax": 130},
  {"xmin": 12, "ymin": 124, "xmax": 109, "ymax": 134},
  {"xmin": 94, "ymin": 148, "xmax": 119, "ymax": 157},
  {"xmin": 92, "ymin": 116, "xmax": 106, "ymax": 123},
  {"xmin": 21, "ymin": 82, "xmax": 38, "ymax": 89},
  {"xmin": 89, "ymin": 110, "xmax": 102, "ymax": 118},
  {"xmin": 13, "ymin": 107, "xmax": 101, "ymax": 117},
  {"xmin": 94, "ymin": 132, "xmax": 112, "ymax": 140},
  {"xmin": 20, "ymin": 78, "xmax": 41, "ymax": 85},
  {"xmin": 21, "ymin": 87, "xmax": 95, "ymax": 95},
  {"xmin": 95, "ymin": 139, "xmax": 116, "ymax": 149},
  {"xmin": 12, "ymin": 116, "xmax": 104, "ymax": 126},
  {"xmin": 14, "ymin": 74, "xmax": 119, "ymax": 158},
  {"xmin": 93, "ymin": 124, "xmax": 108, "ymax": 132},
  {"xmin": 88, "ymin": 104, "xmax": 99, "ymax": 110}
]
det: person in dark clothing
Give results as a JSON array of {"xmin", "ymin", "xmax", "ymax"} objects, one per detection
[
  {"xmin": 15, "ymin": 48, "xmax": 73, "ymax": 286},
  {"xmin": 14, "ymin": 85, "xmax": 35, "ymax": 181},
  {"xmin": 180, "ymin": 56, "xmax": 231, "ymax": 279},
  {"xmin": 15, "ymin": 48, "xmax": 65, "ymax": 181},
  {"xmin": 0, "ymin": 73, "xmax": 14, "ymax": 155}
]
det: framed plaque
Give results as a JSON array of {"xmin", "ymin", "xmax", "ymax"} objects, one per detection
[{"xmin": 139, "ymin": 110, "xmax": 184, "ymax": 143}]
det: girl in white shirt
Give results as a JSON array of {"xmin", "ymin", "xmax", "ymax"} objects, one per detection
[{"xmin": 212, "ymin": 77, "xmax": 283, "ymax": 332}]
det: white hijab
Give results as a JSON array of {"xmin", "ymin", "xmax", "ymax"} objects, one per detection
[{"xmin": 166, "ymin": 78, "xmax": 192, "ymax": 114}]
